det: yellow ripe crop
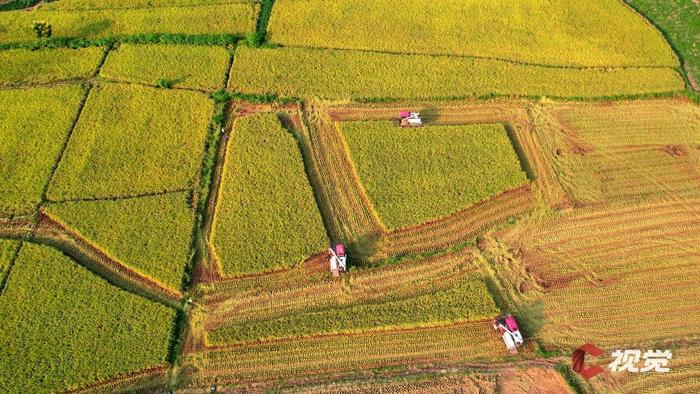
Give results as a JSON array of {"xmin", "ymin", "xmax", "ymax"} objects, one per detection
[
  {"xmin": 0, "ymin": 240, "xmax": 19, "ymax": 283},
  {"xmin": 229, "ymin": 46, "xmax": 685, "ymax": 100},
  {"xmin": 0, "ymin": 47, "xmax": 103, "ymax": 85},
  {"xmin": 0, "ymin": 85, "xmax": 84, "ymax": 216},
  {"xmin": 101, "ymin": 44, "xmax": 231, "ymax": 91},
  {"xmin": 42, "ymin": 0, "xmax": 251, "ymax": 10},
  {"xmin": 341, "ymin": 121, "xmax": 529, "ymax": 230},
  {"xmin": 269, "ymin": 0, "xmax": 678, "ymax": 68},
  {"xmin": 0, "ymin": 244, "xmax": 174, "ymax": 392},
  {"xmin": 48, "ymin": 83, "xmax": 212, "ymax": 200},
  {"xmin": 212, "ymin": 113, "xmax": 328, "ymax": 276},
  {"xmin": 46, "ymin": 192, "xmax": 195, "ymax": 291},
  {"xmin": 0, "ymin": 3, "xmax": 256, "ymax": 43}
]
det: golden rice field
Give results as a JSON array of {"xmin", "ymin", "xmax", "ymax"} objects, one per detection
[
  {"xmin": 269, "ymin": 0, "xmax": 677, "ymax": 68},
  {"xmin": 229, "ymin": 46, "xmax": 685, "ymax": 100},
  {"xmin": 0, "ymin": 3, "xmax": 257, "ymax": 43},
  {"xmin": 340, "ymin": 121, "xmax": 528, "ymax": 229},
  {"xmin": 48, "ymin": 83, "xmax": 212, "ymax": 200},
  {"xmin": 0, "ymin": 85, "xmax": 84, "ymax": 216},
  {"xmin": 100, "ymin": 43, "xmax": 231, "ymax": 90},
  {"xmin": 0, "ymin": 47, "xmax": 103, "ymax": 85}
]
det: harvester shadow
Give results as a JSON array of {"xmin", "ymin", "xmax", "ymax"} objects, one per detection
[
  {"xmin": 346, "ymin": 232, "xmax": 380, "ymax": 268},
  {"xmin": 418, "ymin": 107, "xmax": 440, "ymax": 124}
]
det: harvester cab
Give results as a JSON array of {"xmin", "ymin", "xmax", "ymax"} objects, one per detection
[
  {"xmin": 492, "ymin": 314, "xmax": 524, "ymax": 354},
  {"xmin": 398, "ymin": 111, "xmax": 423, "ymax": 127},
  {"xmin": 329, "ymin": 244, "xmax": 347, "ymax": 277}
]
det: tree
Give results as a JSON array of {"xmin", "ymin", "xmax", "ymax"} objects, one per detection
[{"xmin": 31, "ymin": 20, "xmax": 52, "ymax": 38}]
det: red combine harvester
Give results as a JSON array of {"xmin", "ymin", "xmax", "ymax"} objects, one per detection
[
  {"xmin": 329, "ymin": 244, "xmax": 347, "ymax": 277},
  {"xmin": 398, "ymin": 111, "xmax": 423, "ymax": 127},
  {"xmin": 492, "ymin": 314, "xmax": 524, "ymax": 354}
]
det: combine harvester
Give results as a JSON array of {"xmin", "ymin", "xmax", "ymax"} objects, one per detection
[
  {"xmin": 493, "ymin": 314, "xmax": 524, "ymax": 354},
  {"xmin": 398, "ymin": 111, "xmax": 423, "ymax": 127},
  {"xmin": 329, "ymin": 244, "xmax": 347, "ymax": 277}
]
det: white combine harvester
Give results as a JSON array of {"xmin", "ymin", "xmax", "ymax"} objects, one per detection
[
  {"xmin": 398, "ymin": 111, "xmax": 423, "ymax": 127},
  {"xmin": 492, "ymin": 314, "xmax": 524, "ymax": 354},
  {"xmin": 329, "ymin": 244, "xmax": 347, "ymax": 277}
]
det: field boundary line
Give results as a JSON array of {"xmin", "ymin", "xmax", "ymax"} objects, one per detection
[
  {"xmin": 277, "ymin": 43, "xmax": 678, "ymax": 71},
  {"xmin": 46, "ymin": 188, "xmax": 190, "ymax": 204},
  {"xmin": 0, "ymin": 240, "xmax": 23, "ymax": 297},
  {"xmin": 100, "ymin": 78, "xmax": 213, "ymax": 94},
  {"xmin": 15, "ymin": 212, "xmax": 184, "ymax": 308},
  {"xmin": 62, "ymin": 364, "xmax": 170, "ymax": 394}
]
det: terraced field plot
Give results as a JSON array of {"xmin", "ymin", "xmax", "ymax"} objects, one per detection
[
  {"xmin": 0, "ymin": 85, "xmax": 84, "ymax": 215},
  {"xmin": 100, "ymin": 44, "xmax": 231, "ymax": 90},
  {"xmin": 212, "ymin": 113, "xmax": 328, "ymax": 276},
  {"xmin": 0, "ymin": 2, "xmax": 256, "ymax": 43},
  {"xmin": 0, "ymin": 244, "xmax": 174, "ymax": 392},
  {"xmin": 0, "ymin": 47, "xmax": 103, "ymax": 85},
  {"xmin": 340, "ymin": 121, "xmax": 528, "ymax": 229},
  {"xmin": 48, "ymin": 83, "xmax": 212, "ymax": 200},
  {"xmin": 45, "ymin": 192, "xmax": 195, "ymax": 291},
  {"xmin": 269, "ymin": 0, "xmax": 676, "ymax": 68},
  {"xmin": 230, "ymin": 46, "xmax": 685, "ymax": 100}
]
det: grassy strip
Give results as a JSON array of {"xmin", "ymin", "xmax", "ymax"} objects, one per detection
[
  {"xmin": 208, "ymin": 278, "xmax": 498, "ymax": 344},
  {"xmin": 229, "ymin": 46, "xmax": 685, "ymax": 100},
  {"xmin": 555, "ymin": 363, "xmax": 591, "ymax": 394},
  {"xmin": 0, "ymin": 243, "xmax": 175, "ymax": 392},
  {"xmin": 247, "ymin": 0, "xmax": 274, "ymax": 47},
  {"xmin": 0, "ymin": 0, "xmax": 42, "ymax": 11},
  {"xmin": 0, "ymin": 33, "xmax": 237, "ymax": 51}
]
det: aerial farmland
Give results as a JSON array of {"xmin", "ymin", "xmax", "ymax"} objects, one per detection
[{"xmin": 0, "ymin": 0, "xmax": 698, "ymax": 392}]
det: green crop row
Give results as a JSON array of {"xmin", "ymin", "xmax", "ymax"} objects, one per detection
[
  {"xmin": 0, "ymin": 243, "xmax": 174, "ymax": 392},
  {"xmin": 0, "ymin": 47, "xmax": 103, "ymax": 85},
  {"xmin": 208, "ymin": 278, "xmax": 499, "ymax": 344},
  {"xmin": 626, "ymin": 0, "xmax": 700, "ymax": 89},
  {"xmin": 341, "ymin": 121, "xmax": 528, "ymax": 230},
  {"xmin": 45, "ymin": 192, "xmax": 196, "ymax": 291},
  {"xmin": 0, "ymin": 85, "xmax": 84, "ymax": 216},
  {"xmin": 0, "ymin": 3, "xmax": 257, "ymax": 44},
  {"xmin": 212, "ymin": 113, "xmax": 328, "ymax": 276},
  {"xmin": 229, "ymin": 46, "xmax": 685, "ymax": 100},
  {"xmin": 269, "ymin": 0, "xmax": 677, "ymax": 68},
  {"xmin": 48, "ymin": 83, "xmax": 212, "ymax": 200},
  {"xmin": 100, "ymin": 43, "xmax": 231, "ymax": 90}
]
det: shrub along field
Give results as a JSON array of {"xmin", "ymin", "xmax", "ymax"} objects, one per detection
[
  {"xmin": 212, "ymin": 113, "xmax": 328, "ymax": 276},
  {"xmin": 0, "ymin": 85, "xmax": 84, "ymax": 216},
  {"xmin": 627, "ymin": 0, "xmax": 700, "ymax": 89},
  {"xmin": 0, "ymin": 47, "xmax": 103, "ymax": 85},
  {"xmin": 229, "ymin": 46, "xmax": 684, "ymax": 100},
  {"xmin": 48, "ymin": 83, "xmax": 212, "ymax": 200},
  {"xmin": 100, "ymin": 44, "xmax": 231, "ymax": 91},
  {"xmin": 269, "ymin": 0, "xmax": 677, "ymax": 68},
  {"xmin": 0, "ymin": 243, "xmax": 174, "ymax": 392},
  {"xmin": 208, "ymin": 278, "xmax": 498, "ymax": 344},
  {"xmin": 0, "ymin": 3, "xmax": 256, "ymax": 43},
  {"xmin": 45, "ymin": 192, "xmax": 195, "ymax": 291},
  {"xmin": 341, "ymin": 122, "xmax": 528, "ymax": 229}
]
